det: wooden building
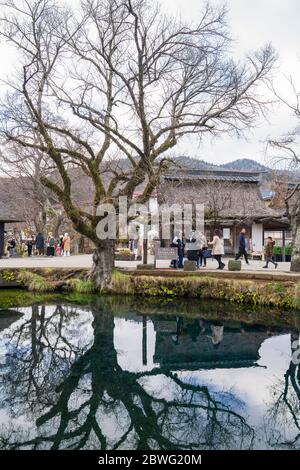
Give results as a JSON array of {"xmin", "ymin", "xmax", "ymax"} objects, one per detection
[
  {"xmin": 157, "ymin": 169, "xmax": 291, "ymax": 256},
  {"xmin": 0, "ymin": 210, "xmax": 23, "ymax": 258}
]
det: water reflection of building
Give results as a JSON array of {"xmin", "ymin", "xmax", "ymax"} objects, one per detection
[{"xmin": 152, "ymin": 317, "xmax": 280, "ymax": 370}]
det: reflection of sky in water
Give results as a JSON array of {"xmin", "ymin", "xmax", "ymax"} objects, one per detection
[{"xmin": 0, "ymin": 304, "xmax": 299, "ymax": 450}]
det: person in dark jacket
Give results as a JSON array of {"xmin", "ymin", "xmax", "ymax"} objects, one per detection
[
  {"xmin": 8, "ymin": 238, "xmax": 16, "ymax": 257},
  {"xmin": 172, "ymin": 231, "xmax": 185, "ymax": 268},
  {"xmin": 263, "ymin": 236, "xmax": 278, "ymax": 268},
  {"xmin": 235, "ymin": 228, "xmax": 249, "ymax": 264},
  {"xmin": 35, "ymin": 233, "xmax": 45, "ymax": 256},
  {"xmin": 26, "ymin": 238, "xmax": 34, "ymax": 257}
]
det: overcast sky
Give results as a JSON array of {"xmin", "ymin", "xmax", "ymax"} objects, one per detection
[
  {"xmin": 0, "ymin": 0, "xmax": 299, "ymax": 166},
  {"xmin": 161, "ymin": 0, "xmax": 300, "ymax": 165}
]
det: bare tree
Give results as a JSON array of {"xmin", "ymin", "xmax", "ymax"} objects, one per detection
[
  {"xmin": 267, "ymin": 71, "xmax": 300, "ymax": 270},
  {"xmin": 0, "ymin": 0, "xmax": 276, "ymax": 288},
  {"xmin": 263, "ymin": 332, "xmax": 300, "ymax": 449},
  {"xmin": 0, "ymin": 145, "xmax": 67, "ymax": 236}
]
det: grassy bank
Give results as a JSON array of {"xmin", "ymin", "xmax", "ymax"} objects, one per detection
[
  {"xmin": 112, "ymin": 271, "xmax": 300, "ymax": 309},
  {"xmin": 1, "ymin": 267, "xmax": 300, "ymax": 310}
]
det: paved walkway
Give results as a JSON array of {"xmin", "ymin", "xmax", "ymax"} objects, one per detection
[{"xmin": 0, "ymin": 254, "xmax": 293, "ymax": 274}]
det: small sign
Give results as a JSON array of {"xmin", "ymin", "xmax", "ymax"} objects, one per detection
[{"xmin": 155, "ymin": 247, "xmax": 178, "ymax": 260}]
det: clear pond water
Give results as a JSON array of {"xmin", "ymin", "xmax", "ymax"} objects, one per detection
[{"xmin": 0, "ymin": 295, "xmax": 300, "ymax": 450}]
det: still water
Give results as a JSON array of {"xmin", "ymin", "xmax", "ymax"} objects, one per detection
[{"xmin": 0, "ymin": 296, "xmax": 300, "ymax": 450}]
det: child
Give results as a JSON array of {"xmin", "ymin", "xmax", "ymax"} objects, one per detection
[{"xmin": 263, "ymin": 236, "xmax": 278, "ymax": 269}]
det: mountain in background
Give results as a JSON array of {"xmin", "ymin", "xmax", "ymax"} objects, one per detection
[
  {"xmin": 221, "ymin": 158, "xmax": 269, "ymax": 172},
  {"xmin": 173, "ymin": 156, "xmax": 269, "ymax": 172},
  {"xmin": 172, "ymin": 156, "xmax": 218, "ymax": 170}
]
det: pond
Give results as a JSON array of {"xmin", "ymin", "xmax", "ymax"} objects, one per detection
[{"xmin": 0, "ymin": 293, "xmax": 300, "ymax": 450}]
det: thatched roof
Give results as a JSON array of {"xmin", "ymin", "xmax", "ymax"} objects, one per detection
[
  {"xmin": 0, "ymin": 209, "xmax": 23, "ymax": 223},
  {"xmin": 158, "ymin": 169, "xmax": 284, "ymax": 221},
  {"xmin": 163, "ymin": 168, "xmax": 262, "ymax": 183}
]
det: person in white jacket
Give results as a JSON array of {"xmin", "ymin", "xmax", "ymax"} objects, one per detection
[
  {"xmin": 198, "ymin": 231, "xmax": 208, "ymax": 268},
  {"xmin": 208, "ymin": 229, "xmax": 225, "ymax": 270}
]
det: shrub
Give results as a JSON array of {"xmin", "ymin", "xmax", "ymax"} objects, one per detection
[
  {"xmin": 69, "ymin": 279, "xmax": 94, "ymax": 294},
  {"xmin": 273, "ymin": 245, "xmax": 282, "ymax": 255},
  {"xmin": 28, "ymin": 275, "xmax": 54, "ymax": 292},
  {"xmin": 17, "ymin": 270, "xmax": 54, "ymax": 292},
  {"xmin": 284, "ymin": 245, "xmax": 292, "ymax": 256},
  {"xmin": 0, "ymin": 271, "xmax": 16, "ymax": 282}
]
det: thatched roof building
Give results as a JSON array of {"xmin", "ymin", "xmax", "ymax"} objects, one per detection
[{"xmin": 157, "ymin": 169, "xmax": 291, "ymax": 254}]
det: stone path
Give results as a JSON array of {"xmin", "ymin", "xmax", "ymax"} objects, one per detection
[{"xmin": 0, "ymin": 253, "xmax": 294, "ymax": 274}]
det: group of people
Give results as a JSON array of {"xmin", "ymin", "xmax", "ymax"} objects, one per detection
[
  {"xmin": 171, "ymin": 229, "xmax": 225, "ymax": 270},
  {"xmin": 7, "ymin": 232, "xmax": 71, "ymax": 257},
  {"xmin": 29, "ymin": 232, "xmax": 71, "ymax": 257},
  {"xmin": 234, "ymin": 227, "xmax": 278, "ymax": 269},
  {"xmin": 170, "ymin": 227, "xmax": 278, "ymax": 270}
]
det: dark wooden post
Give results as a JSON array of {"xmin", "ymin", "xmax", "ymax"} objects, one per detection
[
  {"xmin": 0, "ymin": 222, "xmax": 5, "ymax": 258},
  {"xmin": 142, "ymin": 315, "xmax": 147, "ymax": 366},
  {"xmin": 143, "ymin": 235, "xmax": 148, "ymax": 265},
  {"xmin": 282, "ymin": 229, "xmax": 286, "ymax": 262}
]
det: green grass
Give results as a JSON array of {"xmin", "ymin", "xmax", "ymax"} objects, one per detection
[{"xmin": 68, "ymin": 279, "xmax": 94, "ymax": 294}]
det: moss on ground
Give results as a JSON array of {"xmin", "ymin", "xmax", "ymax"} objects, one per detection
[{"xmin": 0, "ymin": 290, "xmax": 58, "ymax": 309}]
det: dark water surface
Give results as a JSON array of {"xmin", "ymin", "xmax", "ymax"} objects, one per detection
[{"xmin": 0, "ymin": 295, "xmax": 300, "ymax": 450}]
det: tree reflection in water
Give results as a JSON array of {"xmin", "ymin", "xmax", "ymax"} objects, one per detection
[
  {"xmin": 0, "ymin": 299, "xmax": 255, "ymax": 450},
  {"xmin": 263, "ymin": 332, "xmax": 300, "ymax": 449}
]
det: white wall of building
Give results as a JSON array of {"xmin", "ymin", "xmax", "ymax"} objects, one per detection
[{"xmin": 251, "ymin": 223, "xmax": 263, "ymax": 251}]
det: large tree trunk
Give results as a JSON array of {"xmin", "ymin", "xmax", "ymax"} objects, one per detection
[
  {"xmin": 290, "ymin": 203, "xmax": 300, "ymax": 272},
  {"xmin": 90, "ymin": 240, "xmax": 115, "ymax": 291}
]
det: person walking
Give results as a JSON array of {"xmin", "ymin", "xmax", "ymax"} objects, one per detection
[
  {"xmin": 235, "ymin": 228, "xmax": 249, "ymax": 265},
  {"xmin": 263, "ymin": 236, "xmax": 278, "ymax": 269},
  {"xmin": 209, "ymin": 229, "xmax": 225, "ymax": 269},
  {"xmin": 35, "ymin": 232, "xmax": 45, "ymax": 256},
  {"xmin": 63, "ymin": 233, "xmax": 71, "ymax": 257}
]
